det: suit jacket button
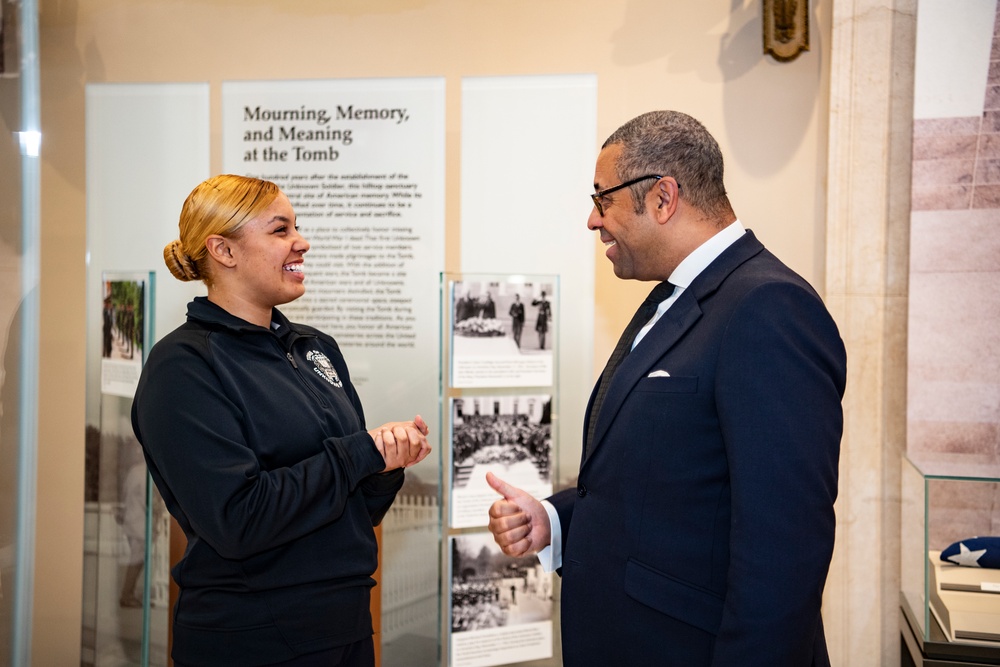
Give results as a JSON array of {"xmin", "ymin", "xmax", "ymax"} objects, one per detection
[{"xmin": 577, "ymin": 484, "xmax": 587, "ymax": 497}]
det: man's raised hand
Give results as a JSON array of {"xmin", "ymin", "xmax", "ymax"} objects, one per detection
[{"xmin": 486, "ymin": 472, "xmax": 551, "ymax": 557}]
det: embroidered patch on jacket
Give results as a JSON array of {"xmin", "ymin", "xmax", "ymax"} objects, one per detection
[{"xmin": 306, "ymin": 350, "xmax": 343, "ymax": 387}]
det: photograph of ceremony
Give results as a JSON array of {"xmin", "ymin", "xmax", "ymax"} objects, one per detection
[
  {"xmin": 450, "ymin": 278, "xmax": 555, "ymax": 388},
  {"xmin": 449, "ymin": 394, "xmax": 552, "ymax": 528},
  {"xmin": 449, "ymin": 532, "xmax": 553, "ymax": 667}
]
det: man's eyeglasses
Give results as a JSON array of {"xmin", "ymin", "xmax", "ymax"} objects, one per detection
[{"xmin": 590, "ymin": 174, "xmax": 662, "ymax": 217}]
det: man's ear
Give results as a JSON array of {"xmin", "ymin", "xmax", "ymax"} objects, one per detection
[
  {"xmin": 205, "ymin": 235, "xmax": 237, "ymax": 268},
  {"xmin": 653, "ymin": 177, "xmax": 680, "ymax": 224}
]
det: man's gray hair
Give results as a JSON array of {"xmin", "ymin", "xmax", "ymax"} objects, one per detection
[{"xmin": 603, "ymin": 111, "xmax": 732, "ymax": 219}]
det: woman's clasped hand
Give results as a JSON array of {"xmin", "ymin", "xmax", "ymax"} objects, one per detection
[{"xmin": 369, "ymin": 414, "xmax": 431, "ymax": 471}]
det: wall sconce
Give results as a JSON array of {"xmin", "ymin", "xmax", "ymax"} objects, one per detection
[{"xmin": 763, "ymin": 0, "xmax": 809, "ymax": 62}]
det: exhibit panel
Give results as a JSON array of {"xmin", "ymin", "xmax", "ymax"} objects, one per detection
[
  {"xmin": 441, "ymin": 272, "xmax": 560, "ymax": 667},
  {"xmin": 83, "ymin": 83, "xmax": 210, "ymax": 666},
  {"xmin": 220, "ymin": 77, "xmax": 448, "ymax": 665},
  {"xmin": 460, "ymin": 74, "xmax": 596, "ymax": 492},
  {"xmin": 82, "ymin": 272, "xmax": 167, "ymax": 666},
  {"xmin": 220, "ymin": 77, "xmax": 446, "ymax": 445}
]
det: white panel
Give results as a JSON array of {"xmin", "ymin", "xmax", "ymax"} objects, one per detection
[
  {"xmin": 914, "ymin": 0, "xmax": 998, "ymax": 119},
  {"xmin": 85, "ymin": 83, "xmax": 210, "ymax": 424},
  {"xmin": 219, "ymin": 77, "xmax": 446, "ymax": 436},
  {"xmin": 461, "ymin": 74, "xmax": 597, "ymax": 483}
]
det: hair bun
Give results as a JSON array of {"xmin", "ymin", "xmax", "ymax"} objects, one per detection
[{"xmin": 163, "ymin": 240, "xmax": 200, "ymax": 282}]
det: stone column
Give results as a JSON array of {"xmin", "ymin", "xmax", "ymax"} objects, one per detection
[{"xmin": 823, "ymin": 0, "xmax": 916, "ymax": 664}]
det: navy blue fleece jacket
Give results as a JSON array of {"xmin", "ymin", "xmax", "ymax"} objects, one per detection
[{"xmin": 131, "ymin": 297, "xmax": 403, "ymax": 666}]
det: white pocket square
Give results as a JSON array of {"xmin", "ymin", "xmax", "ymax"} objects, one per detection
[{"xmin": 647, "ymin": 370, "xmax": 671, "ymax": 378}]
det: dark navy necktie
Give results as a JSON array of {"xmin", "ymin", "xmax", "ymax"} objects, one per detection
[{"xmin": 585, "ymin": 280, "xmax": 676, "ymax": 456}]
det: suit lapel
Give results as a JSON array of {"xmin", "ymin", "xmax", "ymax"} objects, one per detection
[
  {"xmin": 585, "ymin": 290, "xmax": 701, "ymax": 462},
  {"xmin": 582, "ymin": 231, "xmax": 765, "ymax": 466}
]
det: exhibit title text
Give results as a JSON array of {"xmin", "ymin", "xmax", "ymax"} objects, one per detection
[{"xmin": 241, "ymin": 104, "xmax": 411, "ymax": 163}]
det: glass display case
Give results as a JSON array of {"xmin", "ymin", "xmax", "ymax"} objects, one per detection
[
  {"xmin": 81, "ymin": 272, "xmax": 169, "ymax": 667},
  {"xmin": 900, "ymin": 453, "xmax": 1000, "ymax": 665}
]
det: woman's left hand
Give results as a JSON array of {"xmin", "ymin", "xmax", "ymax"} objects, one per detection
[{"xmin": 369, "ymin": 414, "xmax": 431, "ymax": 472}]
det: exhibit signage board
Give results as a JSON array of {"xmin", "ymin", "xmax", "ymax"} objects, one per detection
[
  {"xmin": 93, "ymin": 270, "xmax": 168, "ymax": 665},
  {"xmin": 442, "ymin": 273, "xmax": 558, "ymax": 667},
  {"xmin": 449, "ymin": 532, "xmax": 554, "ymax": 667},
  {"xmin": 221, "ymin": 77, "xmax": 445, "ymax": 434},
  {"xmin": 450, "ymin": 277, "xmax": 555, "ymax": 388},
  {"xmin": 222, "ymin": 78, "xmax": 446, "ymax": 666},
  {"xmin": 85, "ymin": 82, "xmax": 210, "ymax": 666},
  {"xmin": 449, "ymin": 394, "xmax": 553, "ymax": 530}
]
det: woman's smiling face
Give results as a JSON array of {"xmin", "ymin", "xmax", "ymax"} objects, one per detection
[{"xmin": 227, "ymin": 191, "xmax": 310, "ymax": 313}]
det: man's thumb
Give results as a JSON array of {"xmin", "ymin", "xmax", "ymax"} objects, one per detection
[{"xmin": 486, "ymin": 471, "xmax": 516, "ymax": 500}]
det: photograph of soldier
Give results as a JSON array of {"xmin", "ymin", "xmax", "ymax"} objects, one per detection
[{"xmin": 102, "ymin": 279, "xmax": 144, "ymax": 361}]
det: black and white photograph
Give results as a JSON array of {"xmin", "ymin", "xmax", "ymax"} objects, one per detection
[
  {"xmin": 450, "ymin": 278, "xmax": 555, "ymax": 388},
  {"xmin": 449, "ymin": 532, "xmax": 553, "ymax": 667},
  {"xmin": 450, "ymin": 395, "xmax": 552, "ymax": 529}
]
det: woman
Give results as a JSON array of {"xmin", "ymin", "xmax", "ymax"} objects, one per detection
[{"xmin": 131, "ymin": 175, "xmax": 430, "ymax": 667}]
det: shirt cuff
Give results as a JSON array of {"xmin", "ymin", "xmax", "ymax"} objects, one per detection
[{"xmin": 537, "ymin": 499, "xmax": 562, "ymax": 573}]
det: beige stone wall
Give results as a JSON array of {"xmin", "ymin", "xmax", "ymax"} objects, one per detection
[{"xmin": 908, "ymin": 5, "xmax": 1000, "ymax": 554}]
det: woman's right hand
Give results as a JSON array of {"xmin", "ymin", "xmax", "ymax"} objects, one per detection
[{"xmin": 368, "ymin": 414, "xmax": 431, "ymax": 472}]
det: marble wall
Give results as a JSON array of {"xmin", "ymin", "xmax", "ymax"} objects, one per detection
[{"xmin": 908, "ymin": 3, "xmax": 1000, "ymax": 548}]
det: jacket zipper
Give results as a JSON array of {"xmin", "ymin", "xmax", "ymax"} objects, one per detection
[{"xmin": 274, "ymin": 335, "xmax": 329, "ymax": 407}]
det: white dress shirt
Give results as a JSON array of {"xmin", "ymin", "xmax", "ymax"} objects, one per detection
[{"xmin": 536, "ymin": 220, "xmax": 747, "ymax": 572}]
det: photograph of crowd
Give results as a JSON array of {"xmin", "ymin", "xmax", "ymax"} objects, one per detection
[
  {"xmin": 449, "ymin": 395, "xmax": 553, "ymax": 529},
  {"xmin": 452, "ymin": 395, "xmax": 551, "ymax": 487},
  {"xmin": 450, "ymin": 532, "xmax": 552, "ymax": 634}
]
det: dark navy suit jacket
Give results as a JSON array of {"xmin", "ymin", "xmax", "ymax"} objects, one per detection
[{"xmin": 550, "ymin": 231, "xmax": 846, "ymax": 666}]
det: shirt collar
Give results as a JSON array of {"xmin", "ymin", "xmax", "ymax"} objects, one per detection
[{"xmin": 667, "ymin": 220, "xmax": 746, "ymax": 290}]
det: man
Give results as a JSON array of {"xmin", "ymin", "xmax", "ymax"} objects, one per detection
[
  {"xmin": 509, "ymin": 294, "xmax": 525, "ymax": 348},
  {"xmin": 531, "ymin": 291, "xmax": 551, "ymax": 349},
  {"xmin": 487, "ymin": 110, "xmax": 846, "ymax": 666}
]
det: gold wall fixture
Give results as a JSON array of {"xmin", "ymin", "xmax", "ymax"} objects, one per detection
[{"xmin": 763, "ymin": 0, "xmax": 809, "ymax": 62}]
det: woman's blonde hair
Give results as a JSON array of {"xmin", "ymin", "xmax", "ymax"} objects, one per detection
[{"xmin": 163, "ymin": 174, "xmax": 280, "ymax": 283}]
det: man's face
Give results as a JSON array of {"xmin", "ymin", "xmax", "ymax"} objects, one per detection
[{"xmin": 587, "ymin": 145, "xmax": 658, "ymax": 281}]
